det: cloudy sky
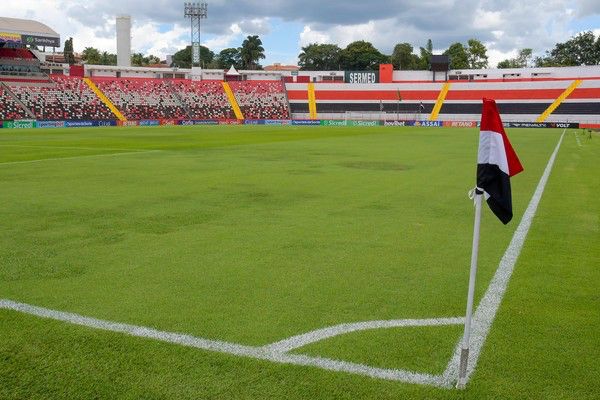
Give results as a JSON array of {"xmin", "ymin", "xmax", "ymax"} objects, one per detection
[{"xmin": 4, "ymin": 0, "xmax": 600, "ymax": 67}]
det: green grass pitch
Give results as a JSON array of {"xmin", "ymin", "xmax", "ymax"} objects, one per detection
[{"xmin": 0, "ymin": 125, "xmax": 598, "ymax": 399}]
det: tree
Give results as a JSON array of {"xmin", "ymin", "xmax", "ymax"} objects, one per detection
[
  {"xmin": 467, "ymin": 39, "xmax": 489, "ymax": 69},
  {"xmin": 339, "ymin": 40, "xmax": 387, "ymax": 70},
  {"xmin": 497, "ymin": 48, "xmax": 532, "ymax": 68},
  {"xmin": 99, "ymin": 51, "xmax": 117, "ymax": 66},
  {"xmin": 536, "ymin": 31, "xmax": 600, "ymax": 66},
  {"xmin": 215, "ymin": 48, "xmax": 241, "ymax": 69},
  {"xmin": 146, "ymin": 55, "xmax": 161, "ymax": 65},
  {"xmin": 63, "ymin": 37, "xmax": 75, "ymax": 65},
  {"xmin": 239, "ymin": 35, "xmax": 265, "ymax": 70},
  {"xmin": 298, "ymin": 43, "xmax": 342, "ymax": 71},
  {"xmin": 131, "ymin": 52, "xmax": 146, "ymax": 67},
  {"xmin": 391, "ymin": 43, "xmax": 419, "ymax": 70},
  {"xmin": 418, "ymin": 39, "xmax": 433, "ymax": 69},
  {"xmin": 171, "ymin": 45, "xmax": 214, "ymax": 68},
  {"xmin": 131, "ymin": 53, "xmax": 161, "ymax": 66},
  {"xmin": 443, "ymin": 42, "xmax": 469, "ymax": 69},
  {"xmin": 81, "ymin": 47, "xmax": 101, "ymax": 65}
]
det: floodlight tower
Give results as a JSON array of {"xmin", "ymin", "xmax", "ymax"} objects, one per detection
[{"xmin": 184, "ymin": 2, "xmax": 208, "ymax": 67}]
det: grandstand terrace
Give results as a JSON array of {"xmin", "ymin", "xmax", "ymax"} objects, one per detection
[
  {"xmin": 6, "ymin": 75, "xmax": 115, "ymax": 121},
  {"xmin": 1, "ymin": 51, "xmax": 599, "ymax": 125}
]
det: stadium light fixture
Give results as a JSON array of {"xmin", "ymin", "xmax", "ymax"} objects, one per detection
[{"xmin": 184, "ymin": 2, "xmax": 208, "ymax": 68}]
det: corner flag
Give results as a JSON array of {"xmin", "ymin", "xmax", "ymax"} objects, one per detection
[
  {"xmin": 477, "ymin": 98, "xmax": 523, "ymax": 224},
  {"xmin": 458, "ymin": 98, "xmax": 524, "ymax": 388}
]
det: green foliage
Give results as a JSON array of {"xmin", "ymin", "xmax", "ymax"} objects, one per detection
[
  {"xmin": 418, "ymin": 39, "xmax": 433, "ymax": 69},
  {"xmin": 298, "ymin": 43, "xmax": 342, "ymax": 71},
  {"xmin": 81, "ymin": 47, "xmax": 101, "ymax": 65},
  {"xmin": 63, "ymin": 37, "xmax": 76, "ymax": 65},
  {"xmin": 99, "ymin": 51, "xmax": 117, "ymax": 66},
  {"xmin": 467, "ymin": 39, "xmax": 489, "ymax": 69},
  {"xmin": 215, "ymin": 47, "xmax": 241, "ymax": 69},
  {"xmin": 340, "ymin": 40, "xmax": 388, "ymax": 70},
  {"xmin": 535, "ymin": 31, "xmax": 600, "ymax": 67},
  {"xmin": 391, "ymin": 43, "xmax": 420, "ymax": 70},
  {"xmin": 497, "ymin": 48, "xmax": 533, "ymax": 68},
  {"xmin": 443, "ymin": 42, "xmax": 469, "ymax": 69},
  {"xmin": 240, "ymin": 35, "xmax": 265, "ymax": 70},
  {"xmin": 131, "ymin": 53, "xmax": 161, "ymax": 67},
  {"xmin": 171, "ymin": 45, "xmax": 214, "ymax": 68}
]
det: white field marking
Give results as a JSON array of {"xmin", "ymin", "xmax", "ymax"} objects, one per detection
[
  {"xmin": 0, "ymin": 299, "xmax": 447, "ymax": 387},
  {"xmin": 263, "ymin": 317, "xmax": 464, "ymax": 353},
  {"xmin": 575, "ymin": 132, "xmax": 582, "ymax": 147},
  {"xmin": 0, "ymin": 132, "xmax": 564, "ymax": 388},
  {"xmin": 442, "ymin": 129, "xmax": 566, "ymax": 387},
  {"xmin": 0, "ymin": 150, "xmax": 160, "ymax": 166},
  {"xmin": 0, "ymin": 144, "xmax": 152, "ymax": 152}
]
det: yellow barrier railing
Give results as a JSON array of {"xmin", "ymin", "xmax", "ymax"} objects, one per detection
[
  {"xmin": 83, "ymin": 78, "xmax": 126, "ymax": 121},
  {"xmin": 429, "ymin": 82, "xmax": 451, "ymax": 121},
  {"xmin": 222, "ymin": 82, "xmax": 244, "ymax": 120},
  {"xmin": 536, "ymin": 80, "xmax": 582, "ymax": 122}
]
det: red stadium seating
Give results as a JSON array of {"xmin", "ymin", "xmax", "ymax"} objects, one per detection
[
  {"xmin": 92, "ymin": 77, "xmax": 189, "ymax": 120},
  {"xmin": 0, "ymin": 85, "xmax": 30, "ymax": 120},
  {"xmin": 228, "ymin": 80, "xmax": 289, "ymax": 120},
  {"xmin": 6, "ymin": 76, "xmax": 115, "ymax": 120},
  {"xmin": 0, "ymin": 48, "xmax": 34, "ymax": 59},
  {"xmin": 170, "ymin": 80, "xmax": 234, "ymax": 120}
]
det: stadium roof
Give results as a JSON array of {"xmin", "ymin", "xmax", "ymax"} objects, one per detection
[
  {"xmin": 0, "ymin": 17, "xmax": 60, "ymax": 47},
  {"xmin": 0, "ymin": 17, "xmax": 59, "ymax": 38}
]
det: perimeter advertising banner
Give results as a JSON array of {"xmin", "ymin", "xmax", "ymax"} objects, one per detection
[
  {"xmin": 119, "ymin": 120, "xmax": 140, "ymax": 127},
  {"xmin": 320, "ymin": 120, "xmax": 347, "ymax": 126},
  {"xmin": 11, "ymin": 120, "xmax": 36, "ymax": 129},
  {"xmin": 383, "ymin": 121, "xmax": 408, "ymax": 126},
  {"xmin": 443, "ymin": 121, "xmax": 477, "ymax": 128},
  {"xmin": 0, "ymin": 32, "xmax": 21, "ymax": 44},
  {"xmin": 411, "ymin": 120, "xmax": 443, "ymax": 127},
  {"xmin": 291, "ymin": 119, "xmax": 320, "ymax": 126},
  {"xmin": 139, "ymin": 120, "xmax": 160, "ymax": 126},
  {"xmin": 65, "ymin": 121, "xmax": 95, "ymax": 128},
  {"xmin": 96, "ymin": 120, "xmax": 118, "ymax": 126},
  {"xmin": 264, "ymin": 120, "xmax": 291, "ymax": 125},
  {"xmin": 21, "ymin": 34, "xmax": 60, "ymax": 48},
  {"xmin": 37, "ymin": 121, "xmax": 66, "ymax": 128},
  {"xmin": 344, "ymin": 71, "xmax": 379, "ymax": 84},
  {"xmin": 348, "ymin": 120, "xmax": 381, "ymax": 127},
  {"xmin": 178, "ymin": 120, "xmax": 219, "ymax": 125}
]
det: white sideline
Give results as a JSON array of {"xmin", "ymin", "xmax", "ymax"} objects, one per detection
[
  {"xmin": 0, "ymin": 131, "xmax": 564, "ymax": 388},
  {"xmin": 442, "ymin": 129, "xmax": 566, "ymax": 386},
  {"xmin": 0, "ymin": 150, "xmax": 159, "ymax": 166}
]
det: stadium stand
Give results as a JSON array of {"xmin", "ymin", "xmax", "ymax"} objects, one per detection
[
  {"xmin": 0, "ymin": 84, "xmax": 30, "ymax": 120},
  {"xmin": 286, "ymin": 78, "xmax": 600, "ymax": 123},
  {"xmin": 6, "ymin": 75, "xmax": 115, "ymax": 120},
  {"xmin": 170, "ymin": 80, "xmax": 234, "ymax": 120},
  {"xmin": 92, "ymin": 77, "xmax": 189, "ymax": 120},
  {"xmin": 0, "ymin": 48, "xmax": 41, "ymax": 76},
  {"xmin": 228, "ymin": 80, "xmax": 290, "ymax": 120}
]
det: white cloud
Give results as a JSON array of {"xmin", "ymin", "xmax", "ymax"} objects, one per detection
[
  {"xmin": 203, "ymin": 24, "xmax": 244, "ymax": 51},
  {"xmin": 2, "ymin": 0, "xmax": 599, "ymax": 65}
]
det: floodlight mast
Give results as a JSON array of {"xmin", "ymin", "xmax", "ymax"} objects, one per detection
[{"xmin": 184, "ymin": 2, "xmax": 208, "ymax": 68}]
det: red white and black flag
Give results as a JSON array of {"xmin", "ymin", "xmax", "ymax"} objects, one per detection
[{"xmin": 477, "ymin": 98, "xmax": 524, "ymax": 224}]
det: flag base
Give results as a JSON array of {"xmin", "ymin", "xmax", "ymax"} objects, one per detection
[{"xmin": 457, "ymin": 347, "xmax": 469, "ymax": 388}]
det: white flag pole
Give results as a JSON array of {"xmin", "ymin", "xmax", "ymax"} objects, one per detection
[{"xmin": 457, "ymin": 188, "xmax": 483, "ymax": 388}]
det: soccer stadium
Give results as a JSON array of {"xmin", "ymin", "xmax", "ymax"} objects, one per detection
[{"xmin": 0, "ymin": 5, "xmax": 599, "ymax": 400}]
